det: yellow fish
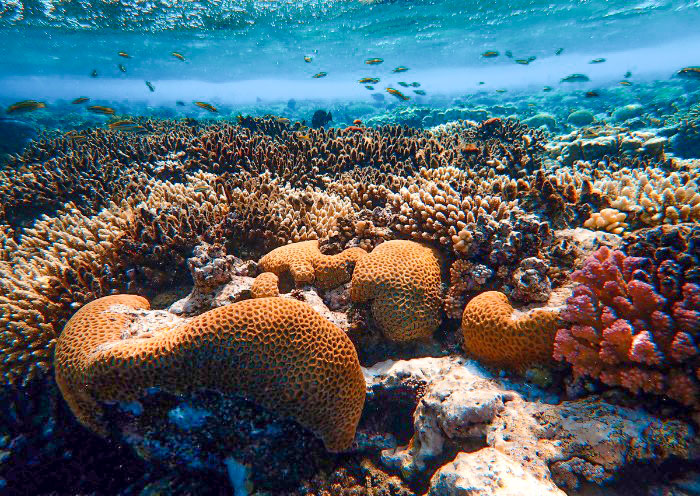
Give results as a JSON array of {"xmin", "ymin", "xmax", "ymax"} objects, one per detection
[
  {"xmin": 304, "ymin": 55, "xmax": 313, "ymax": 63},
  {"xmin": 482, "ymin": 50, "xmax": 499, "ymax": 58},
  {"xmin": 386, "ymin": 87, "xmax": 409, "ymax": 100},
  {"xmin": 359, "ymin": 77, "xmax": 380, "ymax": 84},
  {"xmin": 87, "ymin": 105, "xmax": 115, "ymax": 115},
  {"xmin": 392, "ymin": 66, "xmax": 409, "ymax": 72},
  {"xmin": 619, "ymin": 81, "xmax": 633, "ymax": 86},
  {"xmin": 7, "ymin": 100, "xmax": 46, "ymax": 113},
  {"xmin": 312, "ymin": 72, "xmax": 328, "ymax": 78},
  {"xmin": 195, "ymin": 101, "xmax": 218, "ymax": 112},
  {"xmin": 365, "ymin": 58, "xmax": 384, "ymax": 65},
  {"xmin": 118, "ymin": 51, "xmax": 130, "ymax": 58},
  {"xmin": 171, "ymin": 52, "xmax": 186, "ymax": 61},
  {"xmin": 72, "ymin": 97, "xmax": 89, "ymax": 104}
]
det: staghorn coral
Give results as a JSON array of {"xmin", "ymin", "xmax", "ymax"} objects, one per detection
[
  {"xmin": 54, "ymin": 294, "xmax": 366, "ymax": 452},
  {"xmin": 251, "ymin": 272, "xmax": 280, "ymax": 298},
  {"xmin": 461, "ymin": 291, "xmax": 560, "ymax": 370},
  {"xmin": 350, "ymin": 240, "xmax": 443, "ymax": 342},
  {"xmin": 553, "ymin": 245, "xmax": 700, "ymax": 407},
  {"xmin": 259, "ymin": 240, "xmax": 366, "ymax": 289}
]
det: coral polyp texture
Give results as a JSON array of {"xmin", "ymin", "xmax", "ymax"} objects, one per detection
[
  {"xmin": 350, "ymin": 240, "xmax": 443, "ymax": 342},
  {"xmin": 461, "ymin": 291, "xmax": 560, "ymax": 370},
  {"xmin": 259, "ymin": 240, "xmax": 366, "ymax": 289},
  {"xmin": 54, "ymin": 294, "xmax": 366, "ymax": 452},
  {"xmin": 251, "ymin": 272, "xmax": 280, "ymax": 298},
  {"xmin": 553, "ymin": 244, "xmax": 700, "ymax": 407}
]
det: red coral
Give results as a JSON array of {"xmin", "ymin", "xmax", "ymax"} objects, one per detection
[{"xmin": 554, "ymin": 247, "xmax": 700, "ymax": 408}]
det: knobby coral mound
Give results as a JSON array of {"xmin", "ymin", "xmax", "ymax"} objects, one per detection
[
  {"xmin": 259, "ymin": 240, "xmax": 366, "ymax": 289},
  {"xmin": 553, "ymin": 245, "xmax": 700, "ymax": 407},
  {"xmin": 54, "ymin": 295, "xmax": 366, "ymax": 452},
  {"xmin": 461, "ymin": 291, "xmax": 560, "ymax": 370},
  {"xmin": 251, "ymin": 272, "xmax": 280, "ymax": 298},
  {"xmin": 350, "ymin": 240, "xmax": 443, "ymax": 342}
]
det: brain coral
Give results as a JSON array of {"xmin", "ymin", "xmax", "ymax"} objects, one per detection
[
  {"xmin": 54, "ymin": 295, "xmax": 366, "ymax": 452},
  {"xmin": 251, "ymin": 272, "xmax": 280, "ymax": 298},
  {"xmin": 259, "ymin": 240, "xmax": 366, "ymax": 289},
  {"xmin": 350, "ymin": 240, "xmax": 443, "ymax": 342},
  {"xmin": 553, "ymin": 245, "xmax": 700, "ymax": 407},
  {"xmin": 461, "ymin": 291, "xmax": 560, "ymax": 370}
]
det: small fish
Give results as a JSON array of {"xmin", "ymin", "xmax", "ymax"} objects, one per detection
[
  {"xmin": 170, "ymin": 52, "xmax": 186, "ymax": 62},
  {"xmin": 478, "ymin": 81, "xmax": 485, "ymax": 85},
  {"xmin": 515, "ymin": 59, "xmax": 530, "ymax": 65},
  {"xmin": 392, "ymin": 66, "xmax": 409, "ymax": 72},
  {"xmin": 118, "ymin": 51, "xmax": 130, "ymax": 58},
  {"xmin": 619, "ymin": 81, "xmax": 633, "ymax": 86},
  {"xmin": 304, "ymin": 55, "xmax": 313, "ymax": 63},
  {"xmin": 365, "ymin": 85, "xmax": 374, "ymax": 90},
  {"xmin": 555, "ymin": 48, "xmax": 564, "ymax": 55},
  {"xmin": 71, "ymin": 97, "xmax": 89, "ymax": 104},
  {"xmin": 585, "ymin": 90, "xmax": 600, "ymax": 98},
  {"xmin": 353, "ymin": 119, "xmax": 362, "ymax": 125},
  {"xmin": 482, "ymin": 50, "xmax": 499, "ymax": 58},
  {"xmin": 413, "ymin": 89, "xmax": 426, "ymax": 96},
  {"xmin": 590, "ymin": 58, "xmax": 606, "ymax": 64},
  {"xmin": 410, "ymin": 82, "xmax": 420, "ymax": 87},
  {"xmin": 359, "ymin": 77, "xmax": 380, "ymax": 84},
  {"xmin": 90, "ymin": 69, "xmax": 98, "ymax": 78},
  {"xmin": 528, "ymin": 103, "xmax": 536, "ymax": 107},
  {"xmin": 193, "ymin": 185, "xmax": 210, "ymax": 193},
  {"xmin": 505, "ymin": 50, "xmax": 513, "ymax": 58},
  {"xmin": 312, "ymin": 72, "xmax": 328, "ymax": 78},
  {"xmin": 176, "ymin": 100, "xmax": 185, "ymax": 106},
  {"xmin": 527, "ymin": 56, "xmax": 536, "ymax": 62},
  {"xmin": 298, "ymin": 134, "xmax": 311, "ymax": 141},
  {"xmin": 561, "ymin": 73, "xmax": 590, "ymax": 83},
  {"xmin": 397, "ymin": 81, "xmax": 409, "ymax": 87},
  {"xmin": 624, "ymin": 71, "xmax": 632, "ymax": 78},
  {"xmin": 118, "ymin": 64, "xmax": 127, "ymax": 73},
  {"xmin": 6, "ymin": 100, "xmax": 46, "ymax": 113},
  {"xmin": 109, "ymin": 120, "xmax": 141, "ymax": 131},
  {"xmin": 87, "ymin": 105, "xmax": 115, "ymax": 115},
  {"xmin": 675, "ymin": 67, "xmax": 700, "ymax": 80},
  {"xmin": 543, "ymin": 86, "xmax": 552, "ymax": 92},
  {"xmin": 496, "ymin": 89, "xmax": 507, "ymax": 93},
  {"xmin": 365, "ymin": 58, "xmax": 384, "ymax": 65},
  {"xmin": 195, "ymin": 101, "xmax": 218, "ymax": 112},
  {"xmin": 386, "ymin": 87, "xmax": 409, "ymax": 100},
  {"xmin": 145, "ymin": 81, "xmax": 155, "ymax": 92}
]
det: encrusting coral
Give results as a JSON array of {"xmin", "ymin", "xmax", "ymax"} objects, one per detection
[
  {"xmin": 461, "ymin": 291, "xmax": 560, "ymax": 370},
  {"xmin": 54, "ymin": 294, "xmax": 366, "ymax": 452},
  {"xmin": 553, "ymin": 245, "xmax": 700, "ymax": 407},
  {"xmin": 251, "ymin": 272, "xmax": 280, "ymax": 298},
  {"xmin": 259, "ymin": 240, "xmax": 366, "ymax": 289},
  {"xmin": 350, "ymin": 240, "xmax": 443, "ymax": 342}
]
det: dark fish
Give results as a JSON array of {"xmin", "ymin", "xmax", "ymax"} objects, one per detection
[
  {"xmin": 624, "ymin": 71, "xmax": 632, "ymax": 78},
  {"xmin": 371, "ymin": 93, "xmax": 385, "ymax": 102},
  {"xmin": 543, "ymin": 86, "xmax": 552, "ymax": 92},
  {"xmin": 561, "ymin": 73, "xmax": 590, "ymax": 82},
  {"xmin": 482, "ymin": 50, "xmax": 499, "ymax": 58},
  {"xmin": 176, "ymin": 101, "xmax": 185, "ymax": 106},
  {"xmin": 515, "ymin": 59, "xmax": 530, "ymax": 65},
  {"xmin": 304, "ymin": 55, "xmax": 313, "ymax": 63},
  {"xmin": 118, "ymin": 51, "xmax": 130, "ymax": 58},
  {"xmin": 386, "ymin": 87, "xmax": 410, "ymax": 100},
  {"xmin": 71, "ymin": 97, "xmax": 89, "ymax": 104},
  {"xmin": 171, "ymin": 52, "xmax": 186, "ymax": 61},
  {"xmin": 413, "ymin": 89, "xmax": 426, "ymax": 96},
  {"xmin": 619, "ymin": 81, "xmax": 633, "ymax": 86},
  {"xmin": 585, "ymin": 90, "xmax": 600, "ymax": 98},
  {"xmin": 397, "ymin": 81, "xmax": 409, "ymax": 87},
  {"xmin": 145, "ymin": 81, "xmax": 155, "ymax": 92},
  {"xmin": 195, "ymin": 101, "xmax": 218, "ymax": 112},
  {"xmin": 675, "ymin": 67, "xmax": 700, "ymax": 80},
  {"xmin": 527, "ymin": 56, "xmax": 536, "ymax": 62},
  {"xmin": 6, "ymin": 100, "xmax": 46, "ymax": 113},
  {"xmin": 365, "ymin": 58, "xmax": 384, "ymax": 65},
  {"xmin": 359, "ymin": 77, "xmax": 380, "ymax": 84},
  {"xmin": 365, "ymin": 85, "xmax": 374, "ymax": 90},
  {"xmin": 311, "ymin": 110, "xmax": 332, "ymax": 128},
  {"xmin": 312, "ymin": 72, "xmax": 327, "ymax": 78},
  {"xmin": 87, "ymin": 105, "xmax": 115, "ymax": 115},
  {"xmin": 505, "ymin": 50, "xmax": 513, "ymax": 58},
  {"xmin": 555, "ymin": 48, "xmax": 564, "ymax": 55},
  {"xmin": 90, "ymin": 69, "xmax": 98, "ymax": 78},
  {"xmin": 410, "ymin": 82, "xmax": 420, "ymax": 87},
  {"xmin": 589, "ymin": 58, "xmax": 606, "ymax": 64},
  {"xmin": 118, "ymin": 64, "xmax": 127, "ymax": 73},
  {"xmin": 478, "ymin": 81, "xmax": 485, "ymax": 85},
  {"xmin": 495, "ymin": 89, "xmax": 507, "ymax": 93},
  {"xmin": 392, "ymin": 66, "xmax": 409, "ymax": 72}
]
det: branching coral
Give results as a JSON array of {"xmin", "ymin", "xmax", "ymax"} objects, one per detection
[
  {"xmin": 55, "ymin": 295, "xmax": 366, "ymax": 452},
  {"xmin": 553, "ymin": 245, "xmax": 700, "ymax": 407}
]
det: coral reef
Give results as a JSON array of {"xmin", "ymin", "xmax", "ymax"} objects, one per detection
[
  {"xmin": 461, "ymin": 292, "xmax": 560, "ymax": 370},
  {"xmin": 55, "ymin": 294, "xmax": 366, "ymax": 452},
  {"xmin": 251, "ymin": 272, "xmax": 280, "ymax": 298},
  {"xmin": 553, "ymin": 244, "xmax": 700, "ymax": 408},
  {"xmin": 350, "ymin": 240, "xmax": 443, "ymax": 342}
]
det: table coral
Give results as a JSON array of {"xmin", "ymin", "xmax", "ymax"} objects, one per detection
[
  {"xmin": 553, "ymin": 245, "xmax": 700, "ymax": 407},
  {"xmin": 350, "ymin": 240, "xmax": 443, "ymax": 342},
  {"xmin": 54, "ymin": 295, "xmax": 366, "ymax": 452},
  {"xmin": 259, "ymin": 240, "xmax": 366, "ymax": 289},
  {"xmin": 461, "ymin": 291, "xmax": 560, "ymax": 370}
]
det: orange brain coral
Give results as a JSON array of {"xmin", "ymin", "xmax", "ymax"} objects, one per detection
[
  {"xmin": 54, "ymin": 295, "xmax": 366, "ymax": 452},
  {"xmin": 350, "ymin": 240, "xmax": 443, "ymax": 342},
  {"xmin": 259, "ymin": 240, "xmax": 366, "ymax": 289},
  {"xmin": 461, "ymin": 291, "xmax": 560, "ymax": 370},
  {"xmin": 251, "ymin": 272, "xmax": 280, "ymax": 298}
]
